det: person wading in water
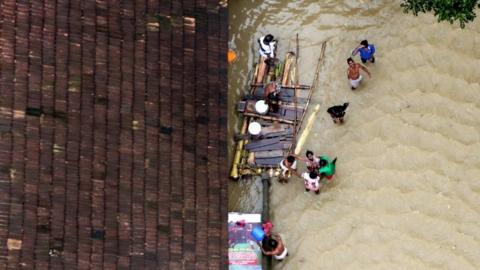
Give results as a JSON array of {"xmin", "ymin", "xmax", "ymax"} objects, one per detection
[
  {"xmin": 327, "ymin": 103, "xmax": 349, "ymax": 124},
  {"xmin": 352, "ymin": 39, "xmax": 376, "ymax": 64},
  {"xmin": 261, "ymin": 234, "xmax": 288, "ymax": 261},
  {"xmin": 278, "ymin": 155, "xmax": 299, "ymax": 183},
  {"xmin": 347, "ymin": 57, "xmax": 371, "ymax": 90}
]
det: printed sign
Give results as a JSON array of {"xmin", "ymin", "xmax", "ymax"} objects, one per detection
[{"xmin": 228, "ymin": 213, "xmax": 262, "ymax": 270}]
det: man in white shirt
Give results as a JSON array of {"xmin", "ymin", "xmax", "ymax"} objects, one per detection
[
  {"xmin": 302, "ymin": 171, "xmax": 321, "ymax": 194},
  {"xmin": 258, "ymin": 34, "xmax": 276, "ymax": 58},
  {"xmin": 278, "ymin": 155, "xmax": 299, "ymax": 183}
]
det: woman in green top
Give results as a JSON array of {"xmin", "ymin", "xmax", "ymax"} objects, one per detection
[{"xmin": 318, "ymin": 156, "xmax": 337, "ymax": 181}]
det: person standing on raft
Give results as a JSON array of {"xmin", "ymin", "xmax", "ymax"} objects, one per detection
[{"xmin": 347, "ymin": 57, "xmax": 371, "ymax": 90}]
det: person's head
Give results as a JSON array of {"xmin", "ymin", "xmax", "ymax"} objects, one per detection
[
  {"xmin": 306, "ymin": 150, "xmax": 314, "ymax": 160},
  {"xmin": 360, "ymin": 40, "xmax": 369, "ymax": 48},
  {"xmin": 319, "ymin": 159, "xmax": 327, "ymax": 167},
  {"xmin": 343, "ymin": 102, "xmax": 349, "ymax": 109},
  {"xmin": 347, "ymin": 57, "xmax": 355, "ymax": 67},
  {"xmin": 262, "ymin": 237, "xmax": 278, "ymax": 250},
  {"xmin": 286, "ymin": 155, "xmax": 295, "ymax": 164},
  {"xmin": 264, "ymin": 34, "xmax": 274, "ymax": 43},
  {"xmin": 309, "ymin": 171, "xmax": 318, "ymax": 179}
]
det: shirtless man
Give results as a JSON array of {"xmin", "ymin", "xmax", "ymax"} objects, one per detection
[
  {"xmin": 261, "ymin": 234, "xmax": 288, "ymax": 261},
  {"xmin": 347, "ymin": 57, "xmax": 371, "ymax": 90},
  {"xmin": 264, "ymin": 82, "xmax": 280, "ymax": 113}
]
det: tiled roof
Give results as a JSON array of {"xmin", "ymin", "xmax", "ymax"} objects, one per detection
[{"xmin": 0, "ymin": 0, "xmax": 228, "ymax": 269}]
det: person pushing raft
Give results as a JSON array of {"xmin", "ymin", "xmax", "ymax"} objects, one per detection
[
  {"xmin": 318, "ymin": 156, "xmax": 337, "ymax": 181},
  {"xmin": 327, "ymin": 103, "xmax": 349, "ymax": 124}
]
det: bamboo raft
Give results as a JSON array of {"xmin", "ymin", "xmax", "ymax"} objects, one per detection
[{"xmin": 230, "ymin": 39, "xmax": 327, "ymax": 179}]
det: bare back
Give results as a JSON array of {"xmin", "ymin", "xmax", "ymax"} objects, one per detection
[
  {"xmin": 264, "ymin": 82, "xmax": 276, "ymax": 99},
  {"xmin": 273, "ymin": 237, "xmax": 285, "ymax": 256}
]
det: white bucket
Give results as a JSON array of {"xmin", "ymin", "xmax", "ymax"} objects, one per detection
[
  {"xmin": 248, "ymin": 122, "xmax": 262, "ymax": 136},
  {"xmin": 255, "ymin": 100, "xmax": 269, "ymax": 115}
]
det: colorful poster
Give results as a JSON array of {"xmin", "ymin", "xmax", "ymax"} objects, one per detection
[{"xmin": 228, "ymin": 213, "xmax": 263, "ymax": 270}]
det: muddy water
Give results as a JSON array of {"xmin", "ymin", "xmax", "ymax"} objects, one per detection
[{"xmin": 228, "ymin": 1, "xmax": 480, "ymax": 269}]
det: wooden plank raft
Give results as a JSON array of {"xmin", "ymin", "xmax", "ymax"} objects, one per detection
[{"xmin": 230, "ymin": 39, "xmax": 327, "ymax": 178}]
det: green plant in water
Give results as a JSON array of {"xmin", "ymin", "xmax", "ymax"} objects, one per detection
[{"xmin": 401, "ymin": 0, "xmax": 480, "ymax": 28}]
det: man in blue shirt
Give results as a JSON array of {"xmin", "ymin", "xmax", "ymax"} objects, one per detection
[{"xmin": 352, "ymin": 40, "xmax": 375, "ymax": 63}]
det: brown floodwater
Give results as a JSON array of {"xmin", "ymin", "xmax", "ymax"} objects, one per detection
[{"xmin": 228, "ymin": 1, "xmax": 480, "ymax": 269}]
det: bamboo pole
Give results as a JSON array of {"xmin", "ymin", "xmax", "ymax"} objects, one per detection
[
  {"xmin": 291, "ymin": 42, "xmax": 327, "ymax": 155},
  {"xmin": 292, "ymin": 34, "xmax": 299, "ymax": 151},
  {"xmin": 281, "ymin": 53, "xmax": 294, "ymax": 86},
  {"xmin": 242, "ymin": 112, "xmax": 295, "ymax": 125},
  {"xmin": 230, "ymin": 119, "xmax": 249, "ymax": 179},
  {"xmin": 250, "ymin": 83, "xmax": 310, "ymax": 89},
  {"xmin": 296, "ymin": 41, "xmax": 326, "ymax": 132},
  {"xmin": 295, "ymin": 104, "xmax": 320, "ymax": 154}
]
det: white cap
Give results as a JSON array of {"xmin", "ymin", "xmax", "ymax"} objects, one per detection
[
  {"xmin": 255, "ymin": 100, "xmax": 269, "ymax": 115},
  {"xmin": 248, "ymin": 122, "xmax": 262, "ymax": 135}
]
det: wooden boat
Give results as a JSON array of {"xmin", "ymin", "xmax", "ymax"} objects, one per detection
[{"xmin": 230, "ymin": 37, "xmax": 327, "ymax": 179}]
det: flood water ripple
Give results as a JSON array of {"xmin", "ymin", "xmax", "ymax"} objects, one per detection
[{"xmin": 229, "ymin": 1, "xmax": 480, "ymax": 269}]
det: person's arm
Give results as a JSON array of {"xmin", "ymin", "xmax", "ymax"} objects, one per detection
[
  {"xmin": 360, "ymin": 64, "xmax": 371, "ymax": 78},
  {"xmin": 370, "ymin": 44, "xmax": 375, "ymax": 55},
  {"xmin": 269, "ymin": 42, "xmax": 275, "ymax": 58},
  {"xmin": 351, "ymin": 46, "xmax": 361, "ymax": 56},
  {"xmin": 261, "ymin": 246, "xmax": 273, "ymax": 256},
  {"xmin": 292, "ymin": 154, "xmax": 308, "ymax": 162}
]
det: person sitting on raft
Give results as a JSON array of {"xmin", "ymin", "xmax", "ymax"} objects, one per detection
[
  {"xmin": 302, "ymin": 171, "xmax": 322, "ymax": 194},
  {"xmin": 319, "ymin": 156, "xmax": 337, "ymax": 181},
  {"xmin": 327, "ymin": 103, "xmax": 349, "ymax": 124},
  {"xmin": 278, "ymin": 155, "xmax": 299, "ymax": 183},
  {"xmin": 293, "ymin": 150, "xmax": 320, "ymax": 172},
  {"xmin": 258, "ymin": 34, "xmax": 276, "ymax": 59},
  {"xmin": 261, "ymin": 234, "xmax": 288, "ymax": 261},
  {"xmin": 264, "ymin": 82, "xmax": 280, "ymax": 113}
]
